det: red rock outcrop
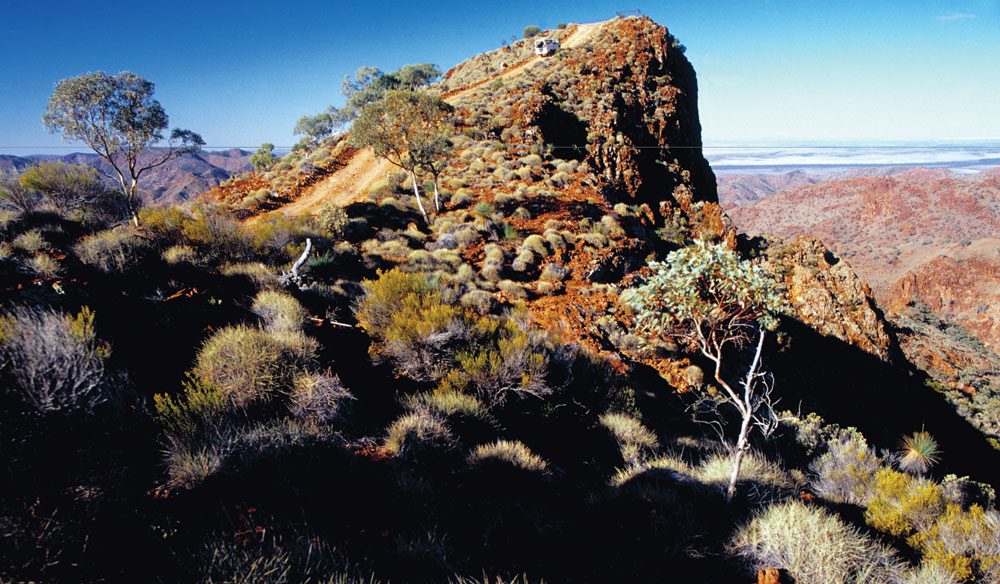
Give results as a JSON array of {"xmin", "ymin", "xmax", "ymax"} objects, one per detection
[{"xmin": 756, "ymin": 237, "xmax": 893, "ymax": 360}]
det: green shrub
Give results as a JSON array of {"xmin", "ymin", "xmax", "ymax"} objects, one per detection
[
  {"xmin": 194, "ymin": 325, "xmax": 313, "ymax": 407},
  {"xmin": 74, "ymin": 226, "xmax": 152, "ymax": 273},
  {"xmin": 252, "ymin": 290, "xmax": 307, "ymax": 333},
  {"xmin": 316, "ymin": 202, "xmax": 349, "ymax": 240},
  {"xmin": 438, "ymin": 318, "xmax": 549, "ymax": 407},
  {"xmin": 469, "ymin": 440, "xmax": 549, "ymax": 473},
  {"xmin": 139, "ymin": 206, "xmax": 189, "ymax": 240},
  {"xmin": 247, "ymin": 214, "xmax": 316, "ymax": 262},
  {"xmin": 154, "ymin": 374, "xmax": 227, "ymax": 438},
  {"xmin": 865, "ymin": 468, "xmax": 946, "ymax": 539},
  {"xmin": 730, "ymin": 499, "xmax": 905, "ymax": 583},
  {"xmin": 356, "ymin": 269, "xmax": 469, "ymax": 381},
  {"xmin": 356, "ymin": 269, "xmax": 439, "ymax": 336}
]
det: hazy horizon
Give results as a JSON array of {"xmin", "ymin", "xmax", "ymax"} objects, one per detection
[{"xmin": 2, "ymin": 0, "xmax": 999, "ymax": 154}]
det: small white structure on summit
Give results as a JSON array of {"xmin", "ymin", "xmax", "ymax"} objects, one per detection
[{"xmin": 533, "ymin": 37, "xmax": 560, "ymax": 56}]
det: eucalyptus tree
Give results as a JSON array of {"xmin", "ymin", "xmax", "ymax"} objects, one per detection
[
  {"xmin": 625, "ymin": 240, "xmax": 785, "ymax": 502},
  {"xmin": 43, "ymin": 71, "xmax": 204, "ymax": 226},
  {"xmin": 349, "ymin": 90, "xmax": 453, "ymax": 222}
]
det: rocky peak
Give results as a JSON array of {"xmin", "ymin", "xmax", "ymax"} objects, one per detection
[{"xmin": 442, "ymin": 16, "xmax": 717, "ymax": 214}]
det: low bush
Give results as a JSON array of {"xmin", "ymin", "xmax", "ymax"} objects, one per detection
[
  {"xmin": 697, "ymin": 452, "xmax": 795, "ymax": 504},
  {"xmin": 194, "ymin": 325, "xmax": 314, "ymax": 408},
  {"xmin": 459, "ymin": 290, "xmax": 495, "ymax": 315},
  {"xmin": 165, "ymin": 444, "xmax": 224, "ymax": 490},
  {"xmin": 180, "ymin": 207, "xmax": 253, "ymax": 262},
  {"xmin": 497, "ymin": 279, "xmax": 527, "ymax": 300},
  {"xmin": 12, "ymin": 229, "xmax": 48, "ymax": 253},
  {"xmin": 404, "ymin": 390, "xmax": 488, "ymax": 422},
  {"xmin": 221, "ymin": 262, "xmax": 280, "ymax": 289},
  {"xmin": 252, "ymin": 290, "xmax": 307, "ymax": 333},
  {"xmin": 469, "ymin": 440, "xmax": 549, "ymax": 473},
  {"xmin": 810, "ymin": 433, "xmax": 882, "ymax": 505},
  {"xmin": 74, "ymin": 226, "xmax": 152, "ymax": 273},
  {"xmin": 539, "ymin": 263, "xmax": 569, "ymax": 282},
  {"xmin": 0, "ymin": 306, "xmax": 121, "ymax": 415},
  {"xmin": 511, "ymin": 249, "xmax": 537, "ymax": 273},
  {"xmin": 316, "ymin": 202, "xmax": 349, "ymax": 240},
  {"xmin": 610, "ymin": 454, "xmax": 693, "ymax": 486},
  {"xmin": 384, "ymin": 410, "xmax": 455, "ymax": 460},
  {"xmin": 288, "ymin": 372, "xmax": 353, "ymax": 427},
  {"xmin": 27, "ymin": 253, "xmax": 61, "ymax": 277},
  {"xmin": 730, "ymin": 499, "xmax": 905, "ymax": 584},
  {"xmin": 600, "ymin": 412, "xmax": 658, "ymax": 467},
  {"xmin": 163, "ymin": 244, "xmax": 200, "ymax": 265}
]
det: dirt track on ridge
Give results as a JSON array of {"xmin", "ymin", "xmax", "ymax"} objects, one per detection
[{"xmin": 264, "ymin": 20, "xmax": 607, "ymax": 219}]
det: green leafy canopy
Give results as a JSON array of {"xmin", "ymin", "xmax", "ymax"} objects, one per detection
[{"xmin": 624, "ymin": 240, "xmax": 785, "ymax": 345}]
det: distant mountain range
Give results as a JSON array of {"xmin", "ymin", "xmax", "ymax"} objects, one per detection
[{"xmin": 0, "ymin": 149, "xmax": 252, "ymax": 205}]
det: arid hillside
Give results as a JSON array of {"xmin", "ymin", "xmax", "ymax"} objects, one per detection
[{"xmin": 728, "ymin": 168, "xmax": 1000, "ymax": 352}]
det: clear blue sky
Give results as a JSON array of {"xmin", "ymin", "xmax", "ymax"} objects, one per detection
[{"xmin": 1, "ymin": 0, "xmax": 998, "ymax": 154}]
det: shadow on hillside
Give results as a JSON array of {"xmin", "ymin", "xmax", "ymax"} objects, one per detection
[{"xmin": 772, "ymin": 318, "xmax": 1000, "ymax": 487}]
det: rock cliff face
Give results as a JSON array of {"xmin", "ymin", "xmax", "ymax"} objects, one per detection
[{"xmin": 754, "ymin": 237, "xmax": 893, "ymax": 361}]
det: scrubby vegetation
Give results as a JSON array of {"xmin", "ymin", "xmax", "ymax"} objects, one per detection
[{"xmin": 2, "ymin": 15, "xmax": 999, "ymax": 584}]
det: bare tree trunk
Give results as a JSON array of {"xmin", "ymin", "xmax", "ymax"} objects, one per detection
[
  {"xmin": 431, "ymin": 172, "xmax": 442, "ymax": 212},
  {"xmin": 725, "ymin": 329, "xmax": 768, "ymax": 504},
  {"xmin": 128, "ymin": 179, "xmax": 140, "ymax": 227},
  {"xmin": 726, "ymin": 412, "xmax": 753, "ymax": 503},
  {"xmin": 409, "ymin": 170, "xmax": 428, "ymax": 223}
]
